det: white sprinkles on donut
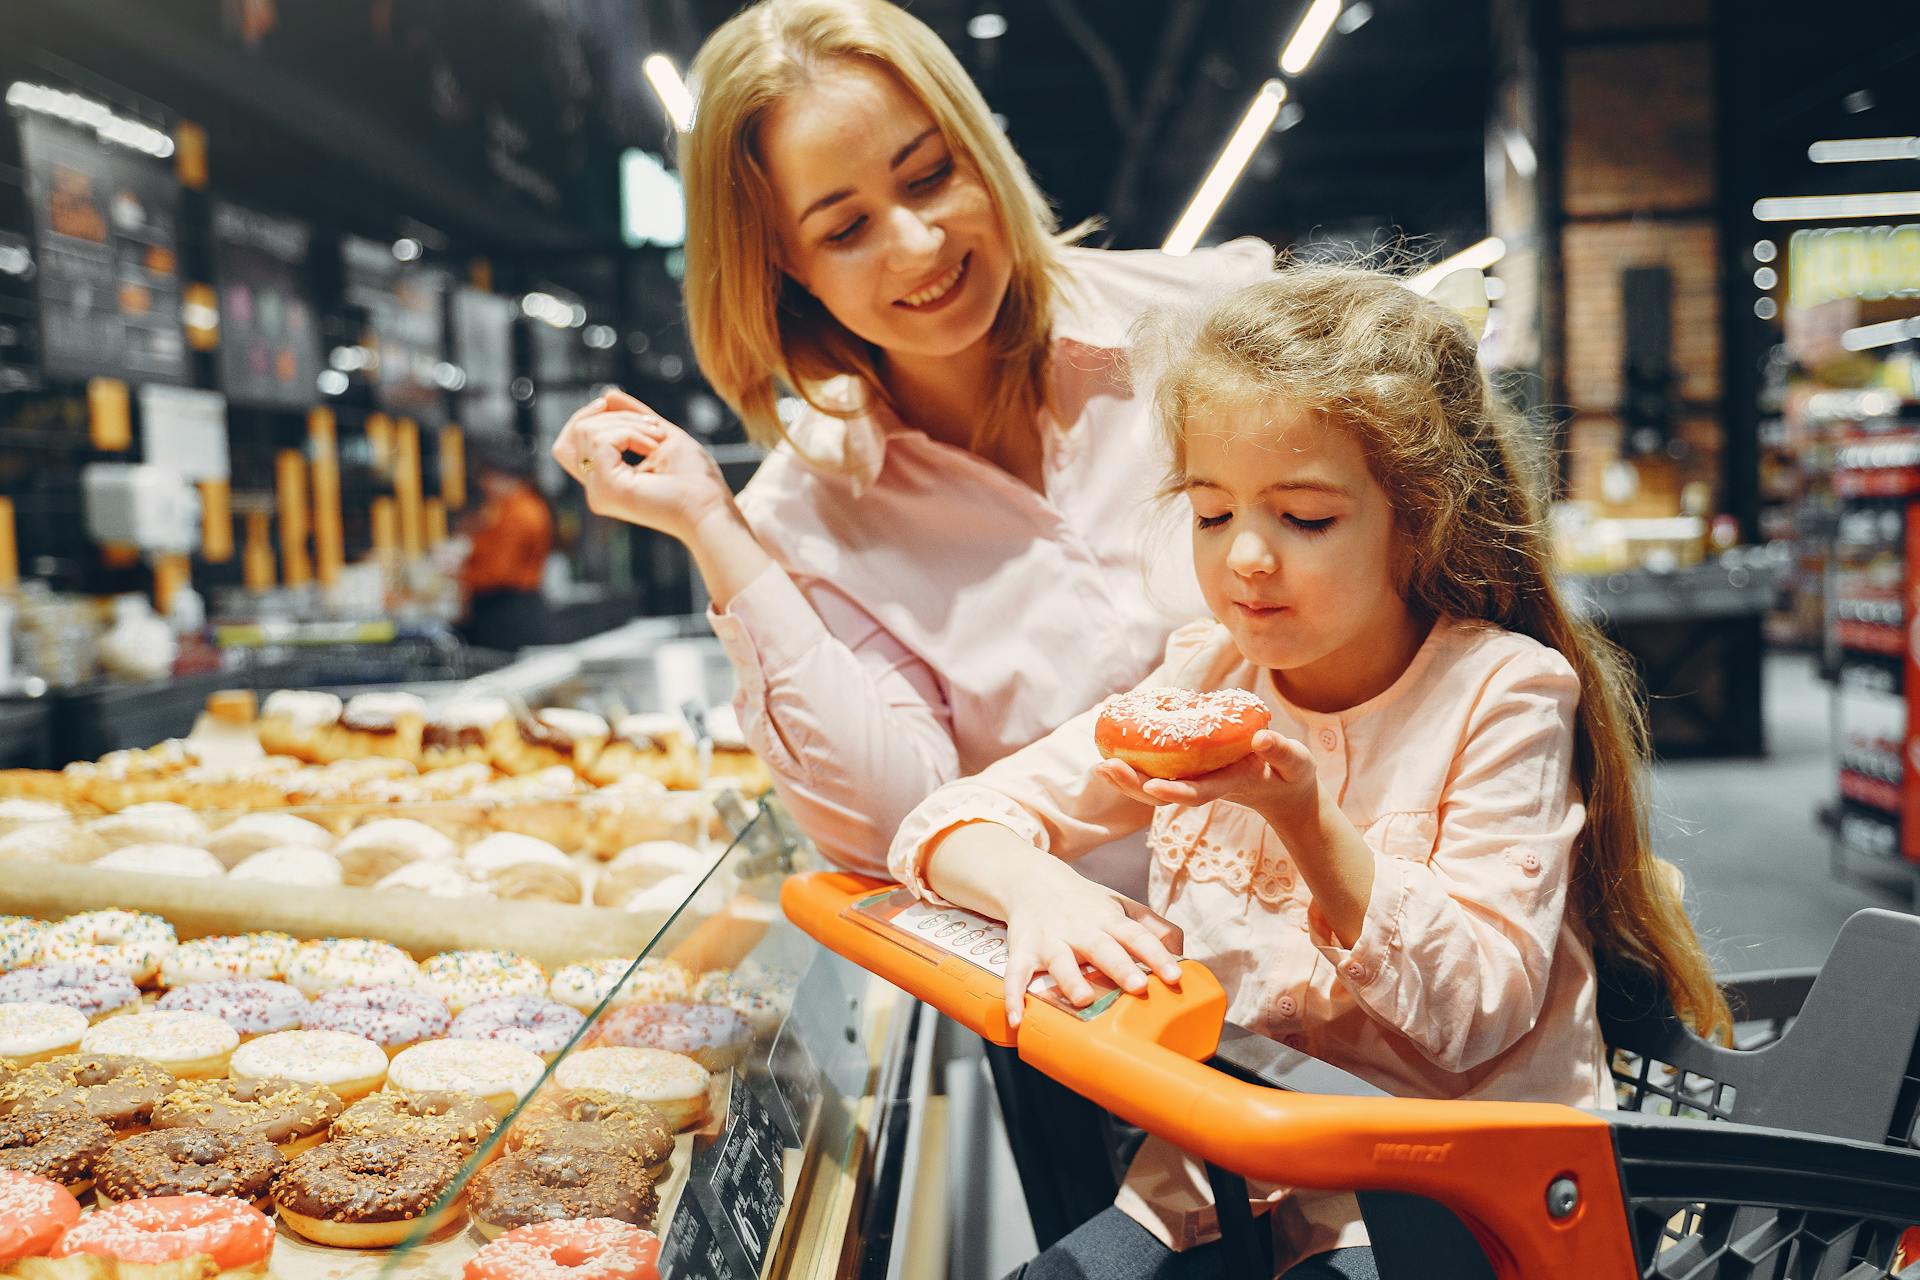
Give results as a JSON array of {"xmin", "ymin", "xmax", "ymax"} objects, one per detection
[{"xmin": 1096, "ymin": 688, "xmax": 1270, "ymax": 746}]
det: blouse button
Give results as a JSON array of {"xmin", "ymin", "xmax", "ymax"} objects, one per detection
[
  {"xmin": 1276, "ymin": 996, "xmax": 1298, "ymax": 1018},
  {"xmin": 1317, "ymin": 727, "xmax": 1339, "ymax": 752},
  {"xmin": 1520, "ymin": 852, "xmax": 1543, "ymax": 875},
  {"xmin": 1345, "ymin": 961, "xmax": 1369, "ymax": 982}
]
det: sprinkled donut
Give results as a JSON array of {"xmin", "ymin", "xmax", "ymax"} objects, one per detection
[
  {"xmin": 151, "ymin": 1076, "xmax": 344, "ymax": 1155},
  {"xmin": 303, "ymin": 984, "xmax": 449, "ymax": 1051},
  {"xmin": 590, "ymin": 1001, "xmax": 753, "ymax": 1072},
  {"xmin": 286, "ymin": 937, "xmax": 421, "ymax": 996},
  {"xmin": 0, "ymin": 1002, "xmax": 87, "ymax": 1067},
  {"xmin": 159, "ymin": 932, "xmax": 299, "ymax": 987},
  {"xmin": 0, "ymin": 917, "xmax": 48, "ymax": 973},
  {"xmin": 273, "ymin": 1135, "xmax": 465, "ymax": 1248},
  {"xmin": 387, "ymin": 1038, "xmax": 547, "ymax": 1116},
  {"xmin": 51, "ymin": 1192, "xmax": 275, "ymax": 1269},
  {"xmin": 79, "ymin": 1010, "xmax": 240, "ymax": 1080},
  {"xmin": 462, "ymin": 1218, "xmax": 662, "ymax": 1280},
  {"xmin": 419, "ymin": 949, "xmax": 549, "ymax": 1013},
  {"xmin": 468, "ymin": 1147, "xmax": 660, "ymax": 1241},
  {"xmin": 693, "ymin": 972, "xmax": 785, "ymax": 1037},
  {"xmin": 551, "ymin": 1046, "xmax": 710, "ymax": 1132},
  {"xmin": 157, "ymin": 979, "xmax": 309, "ymax": 1038},
  {"xmin": 507, "ymin": 1087, "xmax": 673, "ymax": 1176},
  {"xmin": 332, "ymin": 1090, "xmax": 499, "ymax": 1152},
  {"xmin": 449, "ymin": 995, "xmax": 585, "ymax": 1059},
  {"xmin": 0, "ymin": 1169, "xmax": 81, "ymax": 1265},
  {"xmin": 551, "ymin": 958, "xmax": 651, "ymax": 1013},
  {"xmin": 0, "ymin": 1053, "xmax": 177, "ymax": 1132},
  {"xmin": 229, "ymin": 1029, "xmax": 388, "ymax": 1103},
  {"xmin": 93, "ymin": 1127, "xmax": 285, "ymax": 1208},
  {"xmin": 38, "ymin": 910, "xmax": 177, "ymax": 985},
  {"xmin": 0, "ymin": 962, "xmax": 140, "ymax": 1020},
  {"xmin": 0, "ymin": 1109, "xmax": 113, "ymax": 1194},
  {"xmin": 1094, "ymin": 686, "xmax": 1272, "ymax": 779}
]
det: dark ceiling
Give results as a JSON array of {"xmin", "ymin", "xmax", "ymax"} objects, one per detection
[{"xmin": 5, "ymin": 0, "xmax": 1497, "ymax": 261}]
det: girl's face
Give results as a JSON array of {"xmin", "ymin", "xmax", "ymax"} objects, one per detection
[
  {"xmin": 759, "ymin": 61, "xmax": 1013, "ymax": 365},
  {"xmin": 1183, "ymin": 403, "xmax": 1422, "ymax": 711}
]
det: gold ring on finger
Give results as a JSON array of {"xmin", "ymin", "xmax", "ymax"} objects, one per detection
[{"xmin": 579, "ymin": 456, "xmax": 593, "ymax": 472}]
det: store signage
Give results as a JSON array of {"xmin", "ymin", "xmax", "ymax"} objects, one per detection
[
  {"xmin": 706, "ymin": 1078, "xmax": 788, "ymax": 1273},
  {"xmin": 211, "ymin": 202, "xmax": 320, "ymax": 410},
  {"xmin": 138, "ymin": 385, "xmax": 228, "ymax": 481},
  {"xmin": 659, "ymin": 1194, "xmax": 740, "ymax": 1280},
  {"xmin": 18, "ymin": 113, "xmax": 187, "ymax": 385},
  {"xmin": 1790, "ymin": 224, "xmax": 1920, "ymax": 309},
  {"xmin": 342, "ymin": 235, "xmax": 448, "ymax": 426}
]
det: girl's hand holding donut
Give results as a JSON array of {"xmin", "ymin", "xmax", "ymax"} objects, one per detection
[
  {"xmin": 999, "ymin": 862, "xmax": 1181, "ymax": 1030},
  {"xmin": 1096, "ymin": 729, "xmax": 1321, "ymax": 836},
  {"xmin": 552, "ymin": 389, "xmax": 738, "ymax": 544}
]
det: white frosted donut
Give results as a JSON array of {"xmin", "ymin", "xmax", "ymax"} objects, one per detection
[
  {"xmin": 418, "ymin": 951, "xmax": 549, "ymax": 1013},
  {"xmin": 550, "ymin": 1045, "xmax": 711, "ymax": 1131},
  {"xmin": 160, "ymin": 933, "xmax": 300, "ymax": 987},
  {"xmin": 287, "ymin": 939, "xmax": 420, "ymax": 997},
  {"xmin": 463, "ymin": 833, "xmax": 572, "ymax": 876},
  {"xmin": 550, "ymin": 959, "xmax": 653, "ymax": 1013},
  {"xmin": 374, "ymin": 861, "xmax": 490, "ymax": 899},
  {"xmin": 0, "ymin": 821, "xmax": 109, "ymax": 865},
  {"xmin": 261, "ymin": 690, "xmax": 343, "ymax": 728},
  {"xmin": 231, "ymin": 1029, "xmax": 388, "ymax": 1102},
  {"xmin": 228, "ymin": 846, "xmax": 344, "ymax": 888},
  {"xmin": 0, "ymin": 1001, "xmax": 87, "ymax": 1065},
  {"xmin": 344, "ymin": 692, "xmax": 426, "ymax": 720},
  {"xmin": 80, "ymin": 1009, "xmax": 240, "ymax": 1079},
  {"xmin": 607, "ymin": 840, "xmax": 708, "ymax": 879},
  {"xmin": 534, "ymin": 708, "xmax": 610, "ymax": 744},
  {"xmin": 203, "ymin": 813, "xmax": 332, "ymax": 867},
  {"xmin": 387, "ymin": 1037, "xmax": 546, "ymax": 1114},
  {"xmin": 0, "ymin": 916, "xmax": 49, "ymax": 972},
  {"xmin": 613, "ymin": 711, "xmax": 691, "ymax": 747},
  {"xmin": 40, "ymin": 910, "xmax": 177, "ymax": 984},
  {"xmin": 92, "ymin": 843, "xmax": 227, "ymax": 880},
  {"xmin": 334, "ymin": 819, "xmax": 458, "ymax": 886},
  {"xmin": 431, "ymin": 697, "xmax": 512, "ymax": 729},
  {"xmin": 87, "ymin": 803, "xmax": 211, "ymax": 851},
  {"xmin": 0, "ymin": 798, "xmax": 70, "ymax": 837}
]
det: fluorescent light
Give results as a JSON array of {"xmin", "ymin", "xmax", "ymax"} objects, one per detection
[
  {"xmin": 967, "ymin": 12, "xmax": 1008, "ymax": 39},
  {"xmin": 1810, "ymin": 136, "xmax": 1920, "ymax": 164},
  {"xmin": 1162, "ymin": 81, "xmax": 1287, "ymax": 257},
  {"xmin": 1753, "ymin": 191, "xmax": 1920, "ymax": 221},
  {"xmin": 1280, "ymin": 0, "xmax": 1343, "ymax": 75},
  {"xmin": 5, "ymin": 81, "xmax": 174, "ymax": 158},
  {"xmin": 1335, "ymin": 1, "xmax": 1373, "ymax": 34},
  {"xmin": 642, "ymin": 55, "xmax": 694, "ymax": 133},
  {"xmin": 1407, "ymin": 237, "xmax": 1506, "ymax": 293},
  {"xmin": 1842, "ymin": 317, "xmax": 1920, "ymax": 351}
]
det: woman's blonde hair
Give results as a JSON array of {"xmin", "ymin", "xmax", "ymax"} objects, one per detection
[
  {"xmin": 682, "ymin": 0, "xmax": 1074, "ymax": 455},
  {"xmin": 1148, "ymin": 264, "xmax": 1731, "ymax": 1040}
]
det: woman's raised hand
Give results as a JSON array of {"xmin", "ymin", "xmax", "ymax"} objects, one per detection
[{"xmin": 551, "ymin": 388, "xmax": 737, "ymax": 544}]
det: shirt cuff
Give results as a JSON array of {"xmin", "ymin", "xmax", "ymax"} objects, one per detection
[
  {"xmin": 1310, "ymin": 853, "xmax": 1409, "ymax": 994},
  {"xmin": 888, "ymin": 785, "xmax": 1051, "ymax": 905},
  {"xmin": 706, "ymin": 562, "xmax": 830, "ymax": 701}
]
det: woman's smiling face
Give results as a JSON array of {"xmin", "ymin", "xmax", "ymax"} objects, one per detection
[{"xmin": 759, "ymin": 59, "xmax": 1012, "ymax": 363}]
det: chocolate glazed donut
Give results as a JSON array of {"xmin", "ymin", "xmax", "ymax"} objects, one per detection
[
  {"xmin": 274, "ymin": 1135, "xmax": 466, "ymax": 1248},
  {"xmin": 507, "ymin": 1087, "xmax": 673, "ymax": 1175},
  {"xmin": 95, "ymin": 1127, "xmax": 284, "ymax": 1207},
  {"xmin": 466, "ymin": 1146, "xmax": 660, "ymax": 1240},
  {"xmin": 0, "ymin": 1109, "xmax": 114, "ymax": 1193},
  {"xmin": 0, "ymin": 1052, "xmax": 176, "ymax": 1131}
]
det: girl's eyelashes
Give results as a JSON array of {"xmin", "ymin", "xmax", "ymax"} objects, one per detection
[
  {"xmin": 1288, "ymin": 515, "xmax": 1336, "ymax": 535},
  {"xmin": 1196, "ymin": 512, "xmax": 1231, "ymax": 530},
  {"xmin": 821, "ymin": 159, "xmax": 953, "ymax": 247}
]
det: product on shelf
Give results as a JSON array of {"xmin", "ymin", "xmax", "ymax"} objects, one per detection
[
  {"xmin": 272, "ymin": 1135, "xmax": 465, "ymax": 1247},
  {"xmin": 505, "ymin": 1088, "xmax": 673, "ymax": 1177},
  {"xmin": 466, "ymin": 1146, "xmax": 660, "ymax": 1240}
]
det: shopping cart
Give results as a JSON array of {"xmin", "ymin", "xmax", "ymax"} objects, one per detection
[{"xmin": 781, "ymin": 873, "xmax": 1920, "ymax": 1279}]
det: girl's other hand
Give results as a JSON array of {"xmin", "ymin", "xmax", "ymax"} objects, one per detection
[
  {"xmin": 1000, "ymin": 863, "xmax": 1182, "ymax": 1029},
  {"xmin": 1096, "ymin": 730, "xmax": 1320, "ymax": 835},
  {"xmin": 551, "ymin": 388, "xmax": 737, "ymax": 543}
]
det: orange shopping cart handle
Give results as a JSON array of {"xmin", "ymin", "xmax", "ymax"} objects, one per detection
[{"xmin": 782, "ymin": 871, "xmax": 1642, "ymax": 1280}]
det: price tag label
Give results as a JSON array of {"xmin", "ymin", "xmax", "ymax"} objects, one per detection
[
  {"xmin": 660, "ymin": 1194, "xmax": 740, "ymax": 1280},
  {"xmin": 707, "ymin": 1079, "xmax": 788, "ymax": 1272}
]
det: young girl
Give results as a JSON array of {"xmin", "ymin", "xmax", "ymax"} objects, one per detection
[{"xmin": 886, "ymin": 264, "xmax": 1729, "ymax": 1279}]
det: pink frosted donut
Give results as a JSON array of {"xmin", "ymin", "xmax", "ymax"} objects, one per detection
[
  {"xmin": 302, "ymin": 985, "xmax": 450, "ymax": 1051},
  {"xmin": 449, "ymin": 996, "xmax": 585, "ymax": 1059},
  {"xmin": 156, "ymin": 980, "xmax": 309, "ymax": 1037},
  {"xmin": 0, "ymin": 963, "xmax": 140, "ymax": 1020},
  {"xmin": 588, "ymin": 1001, "xmax": 752, "ymax": 1071}
]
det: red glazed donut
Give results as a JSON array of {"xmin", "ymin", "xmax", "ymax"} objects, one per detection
[
  {"xmin": 0, "ymin": 1169, "xmax": 81, "ymax": 1264},
  {"xmin": 462, "ymin": 1217, "xmax": 662, "ymax": 1280},
  {"xmin": 1094, "ymin": 687, "xmax": 1271, "ymax": 779},
  {"xmin": 51, "ymin": 1192, "xmax": 275, "ymax": 1272}
]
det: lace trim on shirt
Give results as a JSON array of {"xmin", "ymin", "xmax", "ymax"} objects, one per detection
[{"xmin": 1148, "ymin": 805, "xmax": 1295, "ymax": 905}]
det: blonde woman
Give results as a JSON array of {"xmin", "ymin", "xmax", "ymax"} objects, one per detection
[{"xmin": 553, "ymin": 0, "xmax": 1270, "ymax": 880}]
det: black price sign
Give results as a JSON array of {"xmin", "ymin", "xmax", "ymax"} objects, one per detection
[
  {"xmin": 708, "ymin": 1078, "xmax": 788, "ymax": 1273},
  {"xmin": 660, "ymin": 1194, "xmax": 740, "ymax": 1280}
]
